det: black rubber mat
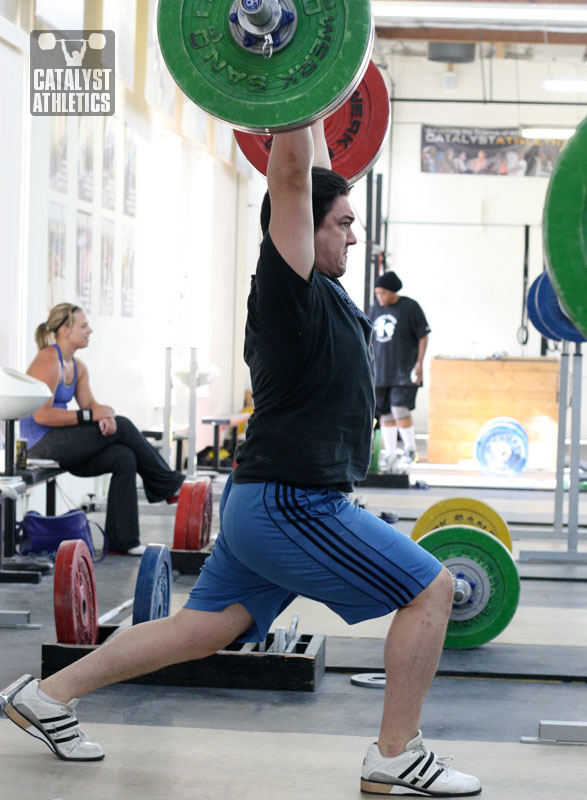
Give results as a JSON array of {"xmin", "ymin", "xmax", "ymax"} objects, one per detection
[{"xmin": 325, "ymin": 637, "xmax": 587, "ymax": 682}]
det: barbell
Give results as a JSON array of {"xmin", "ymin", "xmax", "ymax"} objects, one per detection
[
  {"xmin": 173, "ymin": 477, "xmax": 213, "ymax": 551},
  {"xmin": 474, "ymin": 417, "xmax": 529, "ymax": 478},
  {"xmin": 52, "ymin": 538, "xmax": 300, "ymax": 655},
  {"xmin": 157, "ymin": 0, "xmax": 374, "ymax": 133},
  {"xmin": 234, "ymin": 59, "xmax": 389, "ymax": 182},
  {"xmin": 418, "ymin": 525, "xmax": 520, "ymax": 650},
  {"xmin": 351, "ymin": 524, "xmax": 520, "ymax": 687},
  {"xmin": 527, "ymin": 271, "xmax": 586, "ymax": 344},
  {"xmin": 411, "ymin": 496, "xmax": 513, "ymax": 552},
  {"xmin": 38, "ymin": 32, "xmax": 106, "ymax": 51},
  {"xmin": 543, "ymin": 115, "xmax": 587, "ymax": 338},
  {"xmin": 53, "ymin": 540, "xmax": 173, "ymax": 644}
]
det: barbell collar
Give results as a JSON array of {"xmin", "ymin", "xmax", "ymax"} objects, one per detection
[
  {"xmin": 452, "ymin": 577, "xmax": 473, "ymax": 606},
  {"xmin": 240, "ymin": 0, "xmax": 277, "ymax": 29},
  {"xmin": 230, "ymin": 0, "xmax": 297, "ymax": 55}
]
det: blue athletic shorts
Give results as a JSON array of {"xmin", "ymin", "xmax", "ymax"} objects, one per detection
[{"xmin": 184, "ymin": 475, "xmax": 443, "ymax": 642}]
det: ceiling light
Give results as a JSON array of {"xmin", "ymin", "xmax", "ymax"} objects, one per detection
[
  {"xmin": 542, "ymin": 79, "xmax": 587, "ymax": 92},
  {"xmin": 373, "ymin": 3, "xmax": 587, "ymax": 25},
  {"xmin": 521, "ymin": 127, "xmax": 575, "ymax": 139}
]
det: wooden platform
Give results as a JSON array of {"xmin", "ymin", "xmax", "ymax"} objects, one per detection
[{"xmin": 428, "ymin": 357, "xmax": 559, "ymax": 468}]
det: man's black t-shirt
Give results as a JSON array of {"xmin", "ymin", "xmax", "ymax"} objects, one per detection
[
  {"xmin": 367, "ymin": 297, "xmax": 430, "ymax": 387},
  {"xmin": 233, "ymin": 235, "xmax": 375, "ymax": 492}
]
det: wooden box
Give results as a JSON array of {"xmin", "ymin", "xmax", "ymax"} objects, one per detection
[
  {"xmin": 427, "ymin": 357, "xmax": 559, "ymax": 467},
  {"xmin": 42, "ymin": 629, "xmax": 326, "ymax": 692}
]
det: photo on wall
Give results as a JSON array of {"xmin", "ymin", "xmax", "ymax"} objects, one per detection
[
  {"xmin": 421, "ymin": 125, "xmax": 566, "ymax": 177},
  {"xmin": 78, "ymin": 116, "xmax": 95, "ymax": 203},
  {"xmin": 76, "ymin": 211, "xmax": 93, "ymax": 310},
  {"xmin": 103, "ymin": 0, "xmax": 136, "ymax": 90},
  {"xmin": 47, "ymin": 202, "xmax": 67, "ymax": 308},
  {"xmin": 102, "ymin": 116, "xmax": 116, "ymax": 211},
  {"xmin": 145, "ymin": 0, "xmax": 176, "ymax": 117},
  {"xmin": 49, "ymin": 116, "xmax": 68, "ymax": 193},
  {"xmin": 121, "ymin": 224, "xmax": 135, "ymax": 317},
  {"xmin": 124, "ymin": 124, "xmax": 136, "ymax": 217},
  {"xmin": 100, "ymin": 218, "xmax": 115, "ymax": 317}
]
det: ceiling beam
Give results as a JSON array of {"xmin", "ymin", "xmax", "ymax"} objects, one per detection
[{"xmin": 375, "ymin": 25, "xmax": 587, "ymax": 44}]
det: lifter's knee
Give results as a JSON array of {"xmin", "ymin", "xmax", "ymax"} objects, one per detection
[
  {"xmin": 407, "ymin": 567, "xmax": 453, "ymax": 617},
  {"xmin": 171, "ymin": 604, "xmax": 254, "ymax": 658}
]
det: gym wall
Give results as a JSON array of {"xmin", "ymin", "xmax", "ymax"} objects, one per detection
[
  {"xmin": 1, "ymin": 0, "xmax": 256, "ymax": 511},
  {"xmin": 362, "ymin": 48, "xmax": 587, "ymax": 440}
]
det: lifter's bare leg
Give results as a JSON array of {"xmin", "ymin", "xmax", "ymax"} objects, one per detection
[
  {"xmin": 378, "ymin": 567, "xmax": 453, "ymax": 756},
  {"xmin": 40, "ymin": 604, "xmax": 254, "ymax": 703}
]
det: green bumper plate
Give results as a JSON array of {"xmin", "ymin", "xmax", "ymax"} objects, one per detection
[
  {"xmin": 418, "ymin": 525, "xmax": 520, "ymax": 650},
  {"xmin": 543, "ymin": 116, "xmax": 587, "ymax": 337},
  {"xmin": 157, "ymin": 0, "xmax": 373, "ymax": 132},
  {"xmin": 368, "ymin": 428, "xmax": 382, "ymax": 473}
]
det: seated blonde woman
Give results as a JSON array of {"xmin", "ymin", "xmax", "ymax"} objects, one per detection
[{"xmin": 20, "ymin": 302, "xmax": 184, "ymax": 555}]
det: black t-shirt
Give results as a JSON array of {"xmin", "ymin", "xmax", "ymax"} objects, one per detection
[
  {"xmin": 233, "ymin": 235, "xmax": 375, "ymax": 492},
  {"xmin": 367, "ymin": 297, "xmax": 430, "ymax": 387}
]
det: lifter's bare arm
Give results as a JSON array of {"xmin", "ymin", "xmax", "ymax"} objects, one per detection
[
  {"xmin": 267, "ymin": 120, "xmax": 331, "ymax": 282},
  {"xmin": 29, "ymin": 348, "xmax": 114, "ymax": 430},
  {"xmin": 310, "ymin": 119, "xmax": 331, "ymax": 170}
]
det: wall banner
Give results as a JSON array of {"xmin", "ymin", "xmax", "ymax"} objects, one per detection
[{"xmin": 421, "ymin": 126, "xmax": 566, "ymax": 177}]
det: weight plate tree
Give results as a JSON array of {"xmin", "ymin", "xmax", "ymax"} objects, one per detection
[
  {"xmin": 157, "ymin": 0, "xmax": 374, "ymax": 132},
  {"xmin": 53, "ymin": 539, "xmax": 99, "ymax": 645},
  {"xmin": 418, "ymin": 525, "xmax": 520, "ymax": 650},
  {"xmin": 411, "ymin": 496, "xmax": 512, "ymax": 552}
]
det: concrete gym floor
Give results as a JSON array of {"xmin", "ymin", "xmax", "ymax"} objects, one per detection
[{"xmin": 1, "ymin": 478, "xmax": 586, "ymax": 799}]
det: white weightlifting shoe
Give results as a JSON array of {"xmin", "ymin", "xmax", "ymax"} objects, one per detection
[
  {"xmin": 127, "ymin": 545, "xmax": 146, "ymax": 556},
  {"xmin": 5, "ymin": 679, "xmax": 104, "ymax": 761},
  {"xmin": 361, "ymin": 731, "xmax": 481, "ymax": 796}
]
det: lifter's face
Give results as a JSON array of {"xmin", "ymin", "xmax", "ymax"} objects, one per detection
[{"xmin": 314, "ymin": 194, "xmax": 357, "ymax": 280}]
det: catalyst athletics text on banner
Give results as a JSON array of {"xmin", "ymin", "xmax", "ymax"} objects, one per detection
[{"xmin": 421, "ymin": 125, "xmax": 566, "ymax": 177}]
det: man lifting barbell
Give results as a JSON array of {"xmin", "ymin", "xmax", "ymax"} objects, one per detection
[
  {"xmin": 3, "ymin": 117, "xmax": 480, "ymax": 797},
  {"xmin": 4, "ymin": 0, "xmax": 480, "ymax": 793}
]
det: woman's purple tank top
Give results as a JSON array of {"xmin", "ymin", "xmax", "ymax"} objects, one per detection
[{"xmin": 19, "ymin": 344, "xmax": 77, "ymax": 449}]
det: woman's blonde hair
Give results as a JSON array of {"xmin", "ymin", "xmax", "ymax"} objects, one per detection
[{"xmin": 34, "ymin": 303, "xmax": 81, "ymax": 350}]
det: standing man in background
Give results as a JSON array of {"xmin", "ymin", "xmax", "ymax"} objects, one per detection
[{"xmin": 368, "ymin": 272, "xmax": 430, "ymax": 468}]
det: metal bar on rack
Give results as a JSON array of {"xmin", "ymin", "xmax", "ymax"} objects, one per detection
[
  {"xmin": 567, "ymin": 344, "xmax": 582, "ymax": 555},
  {"xmin": 162, "ymin": 347, "xmax": 172, "ymax": 467},
  {"xmin": 187, "ymin": 347, "xmax": 198, "ymax": 478},
  {"xmin": 553, "ymin": 341, "xmax": 569, "ymax": 538}
]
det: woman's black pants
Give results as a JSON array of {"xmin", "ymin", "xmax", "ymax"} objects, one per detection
[{"xmin": 28, "ymin": 416, "xmax": 184, "ymax": 551}]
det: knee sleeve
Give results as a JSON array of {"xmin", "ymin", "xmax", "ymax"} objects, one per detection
[
  {"xmin": 391, "ymin": 406, "xmax": 411, "ymax": 421},
  {"xmin": 380, "ymin": 413, "xmax": 395, "ymax": 424}
]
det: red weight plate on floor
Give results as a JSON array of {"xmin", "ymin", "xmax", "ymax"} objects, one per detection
[
  {"xmin": 54, "ymin": 539, "xmax": 98, "ymax": 645},
  {"xmin": 173, "ymin": 480, "xmax": 198, "ymax": 550},
  {"xmin": 185, "ymin": 479, "xmax": 213, "ymax": 551},
  {"xmin": 234, "ymin": 61, "xmax": 389, "ymax": 184}
]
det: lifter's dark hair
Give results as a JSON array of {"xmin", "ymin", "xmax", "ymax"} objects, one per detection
[{"xmin": 260, "ymin": 167, "xmax": 350, "ymax": 237}]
